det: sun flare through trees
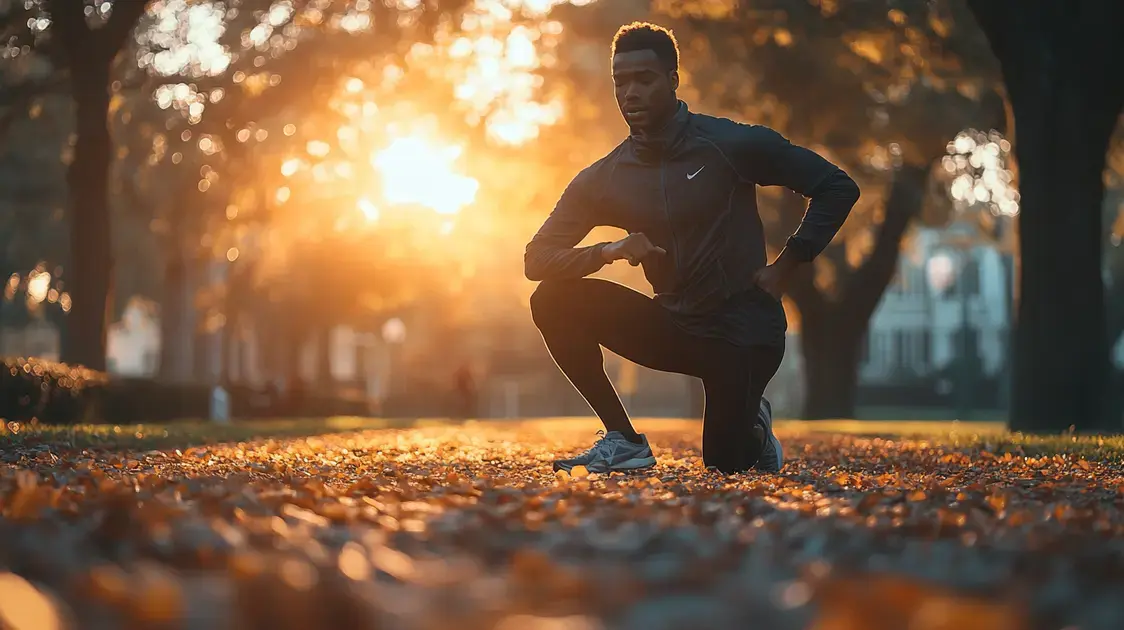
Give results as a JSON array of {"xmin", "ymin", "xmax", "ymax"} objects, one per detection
[{"xmin": 137, "ymin": 0, "xmax": 596, "ymax": 236}]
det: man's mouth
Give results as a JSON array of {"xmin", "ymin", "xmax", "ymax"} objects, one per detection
[{"xmin": 625, "ymin": 109, "xmax": 648, "ymax": 122}]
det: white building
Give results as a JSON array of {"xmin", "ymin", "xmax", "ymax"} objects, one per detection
[
  {"xmin": 106, "ymin": 298, "xmax": 160, "ymax": 377},
  {"xmin": 761, "ymin": 224, "xmax": 1015, "ymax": 413},
  {"xmin": 860, "ymin": 225, "xmax": 1014, "ymax": 383}
]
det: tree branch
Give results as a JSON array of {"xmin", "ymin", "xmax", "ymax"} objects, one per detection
[
  {"xmin": 842, "ymin": 162, "xmax": 928, "ymax": 321},
  {"xmin": 96, "ymin": 0, "xmax": 151, "ymax": 61},
  {"xmin": 965, "ymin": 0, "xmax": 1015, "ymax": 62},
  {"xmin": 43, "ymin": 0, "xmax": 91, "ymax": 64}
]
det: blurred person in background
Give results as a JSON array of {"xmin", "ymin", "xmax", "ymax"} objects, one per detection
[
  {"xmin": 525, "ymin": 22, "xmax": 860, "ymax": 475},
  {"xmin": 453, "ymin": 362, "xmax": 477, "ymax": 419}
]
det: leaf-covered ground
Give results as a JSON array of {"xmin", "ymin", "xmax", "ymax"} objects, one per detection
[{"xmin": 2, "ymin": 417, "xmax": 1124, "ymax": 630}]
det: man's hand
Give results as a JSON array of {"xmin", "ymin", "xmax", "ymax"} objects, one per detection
[
  {"xmin": 753, "ymin": 251, "xmax": 802, "ymax": 299},
  {"xmin": 602, "ymin": 233, "xmax": 666, "ymax": 266}
]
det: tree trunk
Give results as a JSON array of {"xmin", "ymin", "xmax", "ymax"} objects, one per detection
[
  {"xmin": 221, "ymin": 288, "xmax": 238, "ymax": 385},
  {"xmin": 61, "ymin": 66, "xmax": 114, "ymax": 371},
  {"xmin": 157, "ymin": 248, "xmax": 190, "ymax": 382},
  {"xmin": 316, "ymin": 325, "xmax": 334, "ymax": 388},
  {"xmin": 1107, "ymin": 368, "xmax": 1124, "ymax": 429},
  {"xmin": 46, "ymin": 0, "xmax": 148, "ymax": 371},
  {"xmin": 968, "ymin": 0, "xmax": 1124, "ymax": 432},
  {"xmin": 800, "ymin": 305, "xmax": 863, "ymax": 419},
  {"xmin": 1009, "ymin": 99, "xmax": 1115, "ymax": 431},
  {"xmin": 787, "ymin": 164, "xmax": 928, "ymax": 419},
  {"xmin": 192, "ymin": 322, "xmax": 212, "ymax": 384}
]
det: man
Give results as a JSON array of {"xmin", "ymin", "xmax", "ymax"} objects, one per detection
[{"xmin": 525, "ymin": 22, "xmax": 860, "ymax": 475}]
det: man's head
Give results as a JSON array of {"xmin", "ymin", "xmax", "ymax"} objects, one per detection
[{"xmin": 610, "ymin": 22, "xmax": 680, "ymax": 132}]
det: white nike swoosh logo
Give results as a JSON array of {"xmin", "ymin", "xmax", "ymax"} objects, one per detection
[{"xmin": 687, "ymin": 166, "xmax": 705, "ymax": 179}]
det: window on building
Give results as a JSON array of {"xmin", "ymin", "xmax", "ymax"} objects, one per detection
[
  {"xmin": 962, "ymin": 257, "xmax": 980, "ymax": 296},
  {"xmin": 910, "ymin": 265, "xmax": 927, "ymax": 295},
  {"xmin": 919, "ymin": 329, "xmax": 932, "ymax": 369},
  {"xmin": 893, "ymin": 330, "xmax": 907, "ymax": 368},
  {"xmin": 952, "ymin": 327, "xmax": 980, "ymax": 360}
]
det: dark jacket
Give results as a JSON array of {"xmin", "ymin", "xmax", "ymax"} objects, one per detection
[{"xmin": 524, "ymin": 102, "xmax": 860, "ymax": 340}]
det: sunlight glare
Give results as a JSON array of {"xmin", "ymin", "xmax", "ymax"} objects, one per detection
[
  {"xmin": 945, "ymin": 130, "xmax": 1019, "ymax": 217},
  {"xmin": 281, "ymin": 158, "xmax": 302, "ymax": 177},
  {"xmin": 358, "ymin": 197, "xmax": 381, "ymax": 222},
  {"xmin": 26, "ymin": 271, "xmax": 50, "ymax": 305},
  {"xmin": 372, "ymin": 138, "xmax": 479, "ymax": 215}
]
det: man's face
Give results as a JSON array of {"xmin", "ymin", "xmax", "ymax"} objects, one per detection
[{"xmin": 612, "ymin": 49, "xmax": 679, "ymax": 132}]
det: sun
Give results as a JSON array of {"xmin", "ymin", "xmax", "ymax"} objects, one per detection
[{"xmin": 371, "ymin": 137, "xmax": 480, "ymax": 216}]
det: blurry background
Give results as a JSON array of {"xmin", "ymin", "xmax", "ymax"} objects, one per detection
[{"xmin": 1, "ymin": 0, "xmax": 1122, "ymax": 426}]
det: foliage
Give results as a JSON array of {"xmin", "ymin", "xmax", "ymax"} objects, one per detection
[
  {"xmin": 0, "ymin": 356, "xmax": 376, "ymax": 425},
  {"xmin": 2, "ymin": 419, "xmax": 1124, "ymax": 628},
  {"xmin": 0, "ymin": 93, "xmax": 70, "ymax": 328},
  {"xmin": 0, "ymin": 356, "xmax": 106, "ymax": 424}
]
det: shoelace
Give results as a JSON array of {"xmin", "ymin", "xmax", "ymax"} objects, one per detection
[{"xmin": 578, "ymin": 430, "xmax": 616, "ymax": 458}]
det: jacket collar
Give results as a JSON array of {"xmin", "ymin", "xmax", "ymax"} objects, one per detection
[{"xmin": 629, "ymin": 100, "xmax": 690, "ymax": 163}]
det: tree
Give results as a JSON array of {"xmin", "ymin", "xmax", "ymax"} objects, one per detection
[
  {"xmin": 967, "ymin": 0, "xmax": 1124, "ymax": 431},
  {"xmin": 42, "ymin": 0, "xmax": 152, "ymax": 371},
  {"xmin": 4, "ymin": 0, "xmax": 478, "ymax": 373},
  {"xmin": 1, "ymin": 0, "xmax": 154, "ymax": 369}
]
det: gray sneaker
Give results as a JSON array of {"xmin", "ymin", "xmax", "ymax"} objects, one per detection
[
  {"xmin": 553, "ymin": 430, "xmax": 656, "ymax": 473},
  {"xmin": 754, "ymin": 398, "xmax": 784, "ymax": 472}
]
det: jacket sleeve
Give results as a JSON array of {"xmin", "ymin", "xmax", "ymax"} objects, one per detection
[
  {"xmin": 524, "ymin": 170, "xmax": 611, "ymax": 281},
  {"xmin": 733, "ymin": 125, "xmax": 861, "ymax": 262}
]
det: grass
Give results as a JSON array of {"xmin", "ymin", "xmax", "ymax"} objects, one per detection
[
  {"xmin": 0, "ymin": 416, "xmax": 404, "ymax": 451},
  {"xmin": 853, "ymin": 405, "xmax": 1008, "ymax": 422},
  {"xmin": 792, "ymin": 418, "xmax": 1124, "ymax": 461},
  {"xmin": 3, "ymin": 415, "xmax": 1124, "ymax": 461}
]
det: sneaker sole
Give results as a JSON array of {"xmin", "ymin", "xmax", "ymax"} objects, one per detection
[
  {"xmin": 555, "ymin": 455, "xmax": 656, "ymax": 474},
  {"xmin": 754, "ymin": 400, "xmax": 783, "ymax": 473},
  {"xmin": 757, "ymin": 434, "xmax": 783, "ymax": 473}
]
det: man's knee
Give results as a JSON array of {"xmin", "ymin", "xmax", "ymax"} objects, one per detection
[{"xmin": 529, "ymin": 279, "xmax": 581, "ymax": 329}]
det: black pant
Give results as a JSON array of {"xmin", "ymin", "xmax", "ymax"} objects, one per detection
[{"xmin": 530, "ymin": 278, "xmax": 784, "ymax": 473}]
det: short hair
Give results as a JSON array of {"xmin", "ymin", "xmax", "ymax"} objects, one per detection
[{"xmin": 611, "ymin": 22, "xmax": 680, "ymax": 72}]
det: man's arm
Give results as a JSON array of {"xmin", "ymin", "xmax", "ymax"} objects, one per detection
[
  {"xmin": 524, "ymin": 172, "xmax": 611, "ymax": 281},
  {"xmin": 736, "ymin": 125, "xmax": 861, "ymax": 268}
]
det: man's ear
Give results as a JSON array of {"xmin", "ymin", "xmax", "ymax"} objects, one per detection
[{"xmin": 669, "ymin": 70, "xmax": 680, "ymax": 91}]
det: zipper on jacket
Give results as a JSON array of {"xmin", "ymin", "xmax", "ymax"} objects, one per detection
[{"xmin": 660, "ymin": 156, "xmax": 681, "ymax": 274}]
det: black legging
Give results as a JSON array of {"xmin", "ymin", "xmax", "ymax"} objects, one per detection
[{"xmin": 530, "ymin": 277, "xmax": 784, "ymax": 473}]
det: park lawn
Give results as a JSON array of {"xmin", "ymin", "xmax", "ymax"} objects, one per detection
[
  {"xmin": 0, "ymin": 416, "xmax": 409, "ymax": 451},
  {"xmin": 3, "ymin": 415, "xmax": 1122, "ymax": 461}
]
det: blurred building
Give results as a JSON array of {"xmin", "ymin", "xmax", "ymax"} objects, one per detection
[
  {"xmin": 860, "ymin": 226, "xmax": 1014, "ymax": 382},
  {"xmin": 106, "ymin": 298, "xmax": 160, "ymax": 376}
]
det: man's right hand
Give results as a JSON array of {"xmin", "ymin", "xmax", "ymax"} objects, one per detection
[{"xmin": 602, "ymin": 233, "xmax": 667, "ymax": 266}]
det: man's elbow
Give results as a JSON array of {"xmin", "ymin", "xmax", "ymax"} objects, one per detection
[
  {"xmin": 829, "ymin": 172, "xmax": 861, "ymax": 228},
  {"xmin": 524, "ymin": 250, "xmax": 546, "ymax": 282},
  {"xmin": 837, "ymin": 171, "xmax": 861, "ymax": 206}
]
